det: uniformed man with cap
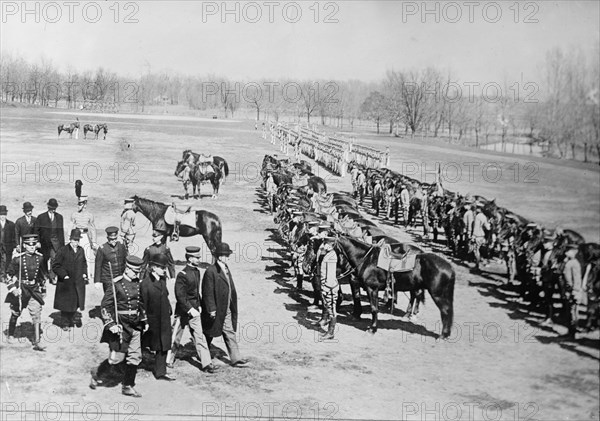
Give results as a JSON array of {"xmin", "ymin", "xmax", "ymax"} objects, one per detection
[
  {"xmin": 399, "ymin": 184, "xmax": 410, "ymax": 227},
  {"xmin": 95, "ymin": 226, "xmax": 128, "ymax": 293},
  {"xmin": 169, "ymin": 246, "xmax": 217, "ymax": 373},
  {"xmin": 314, "ymin": 228, "xmax": 338, "ymax": 340},
  {"xmin": 70, "ymin": 195, "xmax": 97, "ymax": 279},
  {"xmin": 563, "ymin": 243, "xmax": 583, "ymax": 337},
  {"xmin": 471, "ymin": 202, "xmax": 490, "ymax": 272},
  {"xmin": 121, "ymin": 199, "xmax": 137, "ymax": 253},
  {"xmin": 4, "ymin": 234, "xmax": 47, "ymax": 351},
  {"xmin": 140, "ymin": 253, "xmax": 175, "ymax": 380},
  {"xmin": 265, "ymin": 171, "xmax": 277, "ymax": 214},
  {"xmin": 141, "ymin": 229, "xmax": 176, "ymax": 280},
  {"xmin": 92, "ymin": 255, "xmax": 147, "ymax": 397},
  {"xmin": 15, "ymin": 202, "xmax": 37, "ymax": 245}
]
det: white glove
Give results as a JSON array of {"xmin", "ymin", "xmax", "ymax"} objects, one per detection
[
  {"xmin": 94, "ymin": 283, "xmax": 102, "ymax": 290},
  {"xmin": 188, "ymin": 308, "xmax": 200, "ymax": 318},
  {"xmin": 11, "ymin": 288, "xmax": 21, "ymax": 297},
  {"xmin": 143, "ymin": 323, "xmax": 149, "ymax": 333},
  {"xmin": 109, "ymin": 325, "xmax": 122, "ymax": 334}
]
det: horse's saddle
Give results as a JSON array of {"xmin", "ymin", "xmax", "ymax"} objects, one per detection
[
  {"xmin": 198, "ymin": 162, "xmax": 214, "ymax": 175},
  {"xmin": 377, "ymin": 243, "xmax": 417, "ymax": 272},
  {"xmin": 164, "ymin": 204, "xmax": 196, "ymax": 227},
  {"xmin": 197, "ymin": 154, "xmax": 213, "ymax": 164}
]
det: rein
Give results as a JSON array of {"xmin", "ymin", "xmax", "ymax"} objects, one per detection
[{"xmin": 334, "ymin": 237, "xmax": 376, "ymax": 280}]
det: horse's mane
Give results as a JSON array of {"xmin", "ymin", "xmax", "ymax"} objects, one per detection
[{"xmin": 133, "ymin": 196, "xmax": 168, "ymax": 218}]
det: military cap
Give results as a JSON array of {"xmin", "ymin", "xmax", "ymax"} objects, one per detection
[
  {"xmin": 125, "ymin": 255, "xmax": 144, "ymax": 271},
  {"xmin": 78, "ymin": 195, "xmax": 88, "ymax": 204},
  {"xmin": 185, "ymin": 246, "xmax": 202, "ymax": 258},
  {"xmin": 47, "ymin": 198, "xmax": 59, "ymax": 209},
  {"xmin": 22, "ymin": 234, "xmax": 38, "ymax": 245},
  {"xmin": 526, "ymin": 222, "xmax": 538, "ymax": 229},
  {"xmin": 150, "ymin": 253, "xmax": 169, "ymax": 268},
  {"xmin": 475, "ymin": 201, "xmax": 484, "ymax": 208},
  {"xmin": 105, "ymin": 226, "xmax": 119, "ymax": 236},
  {"xmin": 152, "ymin": 228, "xmax": 166, "ymax": 237},
  {"xmin": 22, "ymin": 202, "xmax": 34, "ymax": 211},
  {"xmin": 0, "ymin": 205, "xmax": 7, "ymax": 215},
  {"xmin": 124, "ymin": 198, "xmax": 134, "ymax": 204}
]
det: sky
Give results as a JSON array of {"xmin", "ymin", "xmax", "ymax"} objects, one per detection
[{"xmin": 1, "ymin": 1, "xmax": 599, "ymax": 85}]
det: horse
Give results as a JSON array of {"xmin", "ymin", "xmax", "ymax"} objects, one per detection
[
  {"xmin": 182, "ymin": 150, "xmax": 229, "ymax": 179},
  {"xmin": 83, "ymin": 124, "xmax": 94, "ymax": 139},
  {"xmin": 130, "ymin": 196, "xmax": 222, "ymax": 255},
  {"xmin": 175, "ymin": 160, "xmax": 223, "ymax": 199},
  {"xmin": 58, "ymin": 119, "xmax": 80, "ymax": 139},
  {"xmin": 332, "ymin": 235, "xmax": 455, "ymax": 337},
  {"xmin": 94, "ymin": 124, "xmax": 108, "ymax": 140}
]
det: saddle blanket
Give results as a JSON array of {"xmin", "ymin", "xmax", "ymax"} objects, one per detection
[
  {"xmin": 164, "ymin": 205, "xmax": 196, "ymax": 227},
  {"xmin": 377, "ymin": 243, "xmax": 417, "ymax": 272}
]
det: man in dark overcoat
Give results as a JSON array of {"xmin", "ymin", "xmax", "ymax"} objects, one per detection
[
  {"xmin": 94, "ymin": 226, "xmax": 128, "ymax": 292},
  {"xmin": 201, "ymin": 242, "xmax": 249, "ymax": 367},
  {"xmin": 52, "ymin": 229, "xmax": 88, "ymax": 329},
  {"xmin": 0, "ymin": 205, "xmax": 16, "ymax": 280},
  {"xmin": 140, "ymin": 253, "xmax": 175, "ymax": 380},
  {"xmin": 35, "ymin": 198, "xmax": 65, "ymax": 282}
]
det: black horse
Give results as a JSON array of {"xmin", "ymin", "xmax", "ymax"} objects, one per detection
[
  {"xmin": 333, "ymin": 235, "xmax": 455, "ymax": 338},
  {"xmin": 131, "ymin": 196, "xmax": 222, "ymax": 255},
  {"xmin": 182, "ymin": 150, "xmax": 229, "ymax": 179},
  {"xmin": 175, "ymin": 160, "xmax": 223, "ymax": 199},
  {"xmin": 58, "ymin": 119, "xmax": 80, "ymax": 139}
]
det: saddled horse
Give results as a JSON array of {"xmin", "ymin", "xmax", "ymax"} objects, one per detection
[
  {"xmin": 330, "ymin": 235, "xmax": 455, "ymax": 338},
  {"xmin": 130, "ymin": 196, "xmax": 222, "ymax": 255},
  {"xmin": 94, "ymin": 124, "xmax": 108, "ymax": 140},
  {"xmin": 175, "ymin": 160, "xmax": 223, "ymax": 199},
  {"xmin": 58, "ymin": 119, "xmax": 80, "ymax": 139},
  {"xmin": 182, "ymin": 150, "xmax": 229, "ymax": 180}
]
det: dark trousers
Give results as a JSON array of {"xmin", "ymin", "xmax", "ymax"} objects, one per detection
[{"xmin": 153, "ymin": 350, "xmax": 168, "ymax": 378}]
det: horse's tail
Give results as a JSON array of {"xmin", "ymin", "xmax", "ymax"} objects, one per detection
[
  {"xmin": 222, "ymin": 160, "xmax": 229, "ymax": 178},
  {"xmin": 444, "ymin": 268, "xmax": 456, "ymax": 331}
]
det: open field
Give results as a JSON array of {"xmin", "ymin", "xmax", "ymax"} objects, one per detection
[{"xmin": 1, "ymin": 107, "xmax": 599, "ymax": 420}]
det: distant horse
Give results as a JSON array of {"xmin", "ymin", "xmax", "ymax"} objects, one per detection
[
  {"xmin": 175, "ymin": 160, "xmax": 223, "ymax": 199},
  {"xmin": 130, "ymin": 195, "xmax": 222, "ymax": 255},
  {"xmin": 58, "ymin": 119, "xmax": 80, "ymax": 139},
  {"xmin": 182, "ymin": 150, "xmax": 229, "ymax": 180}
]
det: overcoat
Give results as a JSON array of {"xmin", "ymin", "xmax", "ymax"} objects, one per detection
[
  {"xmin": 35, "ymin": 211, "xmax": 65, "ymax": 258},
  {"xmin": 52, "ymin": 244, "xmax": 88, "ymax": 312},
  {"xmin": 140, "ymin": 271, "xmax": 172, "ymax": 351},
  {"xmin": 201, "ymin": 262, "xmax": 238, "ymax": 337}
]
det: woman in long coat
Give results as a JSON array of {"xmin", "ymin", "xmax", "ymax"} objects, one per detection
[
  {"xmin": 52, "ymin": 229, "xmax": 88, "ymax": 329},
  {"xmin": 140, "ymin": 253, "xmax": 174, "ymax": 380}
]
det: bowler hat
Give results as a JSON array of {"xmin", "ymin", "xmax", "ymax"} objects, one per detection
[
  {"xmin": 47, "ymin": 198, "xmax": 59, "ymax": 209},
  {"xmin": 185, "ymin": 246, "xmax": 202, "ymax": 258},
  {"xmin": 0, "ymin": 205, "xmax": 7, "ymax": 215},
  {"xmin": 22, "ymin": 202, "xmax": 34, "ymax": 211},
  {"xmin": 150, "ymin": 254, "xmax": 169, "ymax": 268},
  {"xmin": 69, "ymin": 229, "xmax": 82, "ymax": 240},
  {"xmin": 215, "ymin": 242, "xmax": 233, "ymax": 257}
]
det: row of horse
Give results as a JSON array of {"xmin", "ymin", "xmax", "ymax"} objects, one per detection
[
  {"xmin": 57, "ymin": 119, "xmax": 108, "ymax": 140},
  {"xmin": 353, "ymin": 162, "xmax": 600, "ymax": 331},
  {"xmin": 260, "ymin": 154, "xmax": 455, "ymax": 338}
]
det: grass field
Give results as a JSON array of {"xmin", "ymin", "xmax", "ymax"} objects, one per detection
[{"xmin": 0, "ymin": 107, "xmax": 598, "ymax": 420}]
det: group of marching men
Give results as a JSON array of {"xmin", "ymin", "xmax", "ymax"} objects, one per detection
[
  {"xmin": 0, "ymin": 196, "xmax": 249, "ymax": 398},
  {"xmin": 348, "ymin": 162, "xmax": 600, "ymax": 337}
]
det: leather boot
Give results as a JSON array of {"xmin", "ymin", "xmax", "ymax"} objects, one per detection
[
  {"xmin": 320, "ymin": 316, "xmax": 337, "ymax": 340},
  {"xmin": 313, "ymin": 307, "xmax": 329, "ymax": 328},
  {"xmin": 296, "ymin": 275, "xmax": 303, "ymax": 291},
  {"xmin": 32, "ymin": 323, "xmax": 45, "ymax": 351},
  {"xmin": 122, "ymin": 364, "xmax": 142, "ymax": 397},
  {"xmin": 7, "ymin": 314, "xmax": 18, "ymax": 343}
]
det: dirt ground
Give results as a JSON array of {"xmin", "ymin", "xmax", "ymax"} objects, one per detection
[{"xmin": 0, "ymin": 107, "xmax": 598, "ymax": 421}]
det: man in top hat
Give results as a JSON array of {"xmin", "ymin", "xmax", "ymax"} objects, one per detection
[
  {"xmin": 141, "ymin": 229, "xmax": 175, "ymax": 280},
  {"xmin": 92, "ymin": 255, "xmax": 147, "ymax": 397},
  {"xmin": 563, "ymin": 243, "xmax": 584, "ymax": 337},
  {"xmin": 70, "ymin": 196, "xmax": 97, "ymax": 279},
  {"xmin": 169, "ymin": 246, "xmax": 217, "ymax": 373},
  {"xmin": 202, "ymin": 242, "xmax": 249, "ymax": 368},
  {"xmin": 471, "ymin": 202, "xmax": 490, "ymax": 272},
  {"xmin": 4, "ymin": 233, "xmax": 47, "ymax": 350},
  {"xmin": 314, "ymin": 229, "xmax": 338, "ymax": 340},
  {"xmin": 0, "ymin": 205, "xmax": 16, "ymax": 280},
  {"xmin": 15, "ymin": 202, "xmax": 37, "ymax": 245},
  {"xmin": 35, "ymin": 198, "xmax": 65, "ymax": 283},
  {"xmin": 140, "ymin": 253, "xmax": 175, "ymax": 381},
  {"xmin": 120, "ymin": 199, "xmax": 137, "ymax": 253},
  {"xmin": 52, "ymin": 229, "xmax": 88, "ymax": 330},
  {"xmin": 95, "ymin": 226, "xmax": 128, "ymax": 293}
]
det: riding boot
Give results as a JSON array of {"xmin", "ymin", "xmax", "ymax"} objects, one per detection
[
  {"xmin": 314, "ymin": 307, "xmax": 329, "ymax": 328},
  {"xmin": 296, "ymin": 275, "xmax": 303, "ymax": 291},
  {"xmin": 7, "ymin": 314, "xmax": 18, "ymax": 343},
  {"xmin": 320, "ymin": 316, "xmax": 337, "ymax": 340},
  {"xmin": 33, "ymin": 323, "xmax": 45, "ymax": 351}
]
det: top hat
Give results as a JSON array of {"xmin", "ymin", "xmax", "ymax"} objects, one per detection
[
  {"xmin": 185, "ymin": 246, "xmax": 202, "ymax": 258},
  {"xmin": 22, "ymin": 202, "xmax": 34, "ymax": 211},
  {"xmin": 215, "ymin": 242, "xmax": 233, "ymax": 257},
  {"xmin": 0, "ymin": 205, "xmax": 7, "ymax": 215},
  {"xmin": 69, "ymin": 229, "xmax": 82, "ymax": 240},
  {"xmin": 47, "ymin": 198, "xmax": 59, "ymax": 209},
  {"xmin": 125, "ymin": 255, "xmax": 144, "ymax": 271}
]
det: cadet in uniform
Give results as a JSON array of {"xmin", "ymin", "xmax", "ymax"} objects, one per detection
[
  {"xmin": 141, "ymin": 229, "xmax": 175, "ymax": 279},
  {"xmin": 316, "ymin": 233, "xmax": 338, "ymax": 341},
  {"xmin": 95, "ymin": 226, "xmax": 128, "ymax": 293},
  {"xmin": 4, "ymin": 234, "xmax": 47, "ymax": 351},
  {"xmin": 563, "ymin": 243, "xmax": 583, "ymax": 338},
  {"xmin": 92, "ymin": 255, "xmax": 147, "ymax": 397},
  {"xmin": 70, "ymin": 196, "xmax": 97, "ymax": 279},
  {"xmin": 120, "ymin": 199, "xmax": 137, "ymax": 253}
]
